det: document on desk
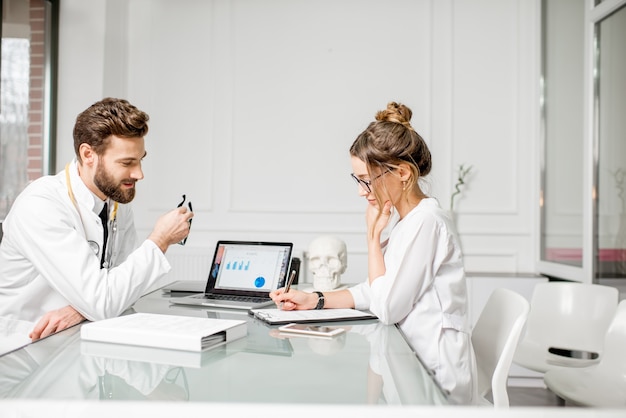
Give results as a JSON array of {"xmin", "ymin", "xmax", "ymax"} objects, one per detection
[
  {"xmin": 80, "ymin": 312, "xmax": 247, "ymax": 352},
  {"xmin": 250, "ymin": 308, "xmax": 377, "ymax": 325}
]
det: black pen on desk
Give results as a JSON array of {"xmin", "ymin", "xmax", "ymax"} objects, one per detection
[{"xmin": 280, "ymin": 270, "xmax": 297, "ymax": 309}]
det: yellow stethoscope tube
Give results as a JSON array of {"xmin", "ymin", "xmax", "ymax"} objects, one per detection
[{"xmin": 65, "ymin": 163, "xmax": 118, "ymax": 267}]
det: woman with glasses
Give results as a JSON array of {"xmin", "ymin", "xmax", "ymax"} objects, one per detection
[{"xmin": 270, "ymin": 102, "xmax": 476, "ymax": 405}]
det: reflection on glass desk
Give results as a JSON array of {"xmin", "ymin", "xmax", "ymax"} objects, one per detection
[
  {"xmin": 0, "ymin": 317, "xmax": 34, "ymax": 355},
  {"xmin": 0, "ymin": 290, "xmax": 448, "ymax": 405}
]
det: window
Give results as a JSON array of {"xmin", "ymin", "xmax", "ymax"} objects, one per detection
[{"xmin": 0, "ymin": 0, "xmax": 58, "ymax": 221}]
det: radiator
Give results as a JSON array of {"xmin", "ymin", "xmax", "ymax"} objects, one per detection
[{"xmin": 165, "ymin": 248, "xmax": 212, "ymax": 282}]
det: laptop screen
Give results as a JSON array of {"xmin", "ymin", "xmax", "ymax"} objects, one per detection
[{"xmin": 206, "ymin": 241, "xmax": 293, "ymax": 296}]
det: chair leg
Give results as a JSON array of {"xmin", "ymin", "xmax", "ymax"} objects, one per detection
[{"xmin": 545, "ymin": 387, "xmax": 567, "ymax": 407}]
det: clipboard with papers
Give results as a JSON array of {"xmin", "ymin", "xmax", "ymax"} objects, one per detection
[{"xmin": 249, "ymin": 308, "xmax": 377, "ymax": 325}]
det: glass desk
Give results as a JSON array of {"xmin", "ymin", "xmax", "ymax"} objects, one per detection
[{"xmin": 0, "ymin": 290, "xmax": 448, "ymax": 405}]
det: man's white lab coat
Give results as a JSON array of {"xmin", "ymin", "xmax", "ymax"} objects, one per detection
[{"xmin": 0, "ymin": 160, "xmax": 171, "ymax": 323}]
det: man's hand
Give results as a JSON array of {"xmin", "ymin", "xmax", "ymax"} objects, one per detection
[
  {"xmin": 29, "ymin": 305, "xmax": 86, "ymax": 341},
  {"xmin": 148, "ymin": 207, "xmax": 194, "ymax": 253}
]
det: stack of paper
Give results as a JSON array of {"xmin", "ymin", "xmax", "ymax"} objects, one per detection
[{"xmin": 250, "ymin": 308, "xmax": 377, "ymax": 325}]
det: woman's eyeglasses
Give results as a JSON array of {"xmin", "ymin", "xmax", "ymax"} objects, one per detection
[{"xmin": 350, "ymin": 170, "xmax": 389, "ymax": 193}]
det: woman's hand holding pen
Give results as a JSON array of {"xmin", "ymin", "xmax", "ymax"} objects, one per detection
[
  {"xmin": 269, "ymin": 288, "xmax": 318, "ymax": 311},
  {"xmin": 272, "ymin": 270, "xmax": 299, "ymax": 310}
]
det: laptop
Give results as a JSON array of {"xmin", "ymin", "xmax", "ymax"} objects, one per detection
[{"xmin": 169, "ymin": 240, "xmax": 293, "ymax": 310}]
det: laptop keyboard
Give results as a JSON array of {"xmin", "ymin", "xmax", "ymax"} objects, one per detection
[{"xmin": 203, "ymin": 294, "xmax": 269, "ymax": 303}]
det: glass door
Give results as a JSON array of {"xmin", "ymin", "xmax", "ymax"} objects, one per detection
[
  {"xmin": 538, "ymin": 0, "xmax": 586, "ymax": 280},
  {"xmin": 595, "ymin": 3, "xmax": 626, "ymax": 279},
  {"xmin": 539, "ymin": 0, "xmax": 626, "ymax": 283}
]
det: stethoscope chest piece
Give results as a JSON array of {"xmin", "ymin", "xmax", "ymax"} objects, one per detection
[{"xmin": 88, "ymin": 240, "xmax": 100, "ymax": 256}]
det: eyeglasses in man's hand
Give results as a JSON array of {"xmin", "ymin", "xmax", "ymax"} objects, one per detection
[{"xmin": 177, "ymin": 194, "xmax": 193, "ymax": 245}]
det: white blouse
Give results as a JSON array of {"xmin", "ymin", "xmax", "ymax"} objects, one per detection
[{"xmin": 349, "ymin": 198, "xmax": 477, "ymax": 405}]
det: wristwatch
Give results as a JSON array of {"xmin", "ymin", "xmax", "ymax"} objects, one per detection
[{"xmin": 314, "ymin": 291, "xmax": 325, "ymax": 310}]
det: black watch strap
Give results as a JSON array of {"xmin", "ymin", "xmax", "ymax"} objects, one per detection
[{"xmin": 314, "ymin": 291, "xmax": 325, "ymax": 310}]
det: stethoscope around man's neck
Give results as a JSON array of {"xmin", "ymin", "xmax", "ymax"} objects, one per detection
[{"xmin": 65, "ymin": 163, "xmax": 119, "ymax": 268}]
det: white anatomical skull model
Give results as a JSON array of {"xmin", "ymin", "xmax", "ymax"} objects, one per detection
[{"xmin": 307, "ymin": 235, "xmax": 347, "ymax": 291}]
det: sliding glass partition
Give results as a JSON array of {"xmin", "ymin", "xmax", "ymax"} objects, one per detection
[
  {"xmin": 539, "ymin": 0, "xmax": 586, "ymax": 279},
  {"xmin": 540, "ymin": 0, "xmax": 585, "ymax": 268},
  {"xmin": 596, "ymin": 4, "xmax": 626, "ymax": 279},
  {"xmin": 539, "ymin": 0, "xmax": 626, "ymax": 283}
]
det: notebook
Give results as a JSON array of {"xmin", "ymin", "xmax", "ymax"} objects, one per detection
[{"xmin": 169, "ymin": 240, "xmax": 293, "ymax": 310}]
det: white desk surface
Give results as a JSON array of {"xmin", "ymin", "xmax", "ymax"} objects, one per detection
[
  {"xmin": 0, "ymin": 289, "xmax": 445, "ymax": 405},
  {"xmin": 1, "ymin": 290, "xmax": 624, "ymax": 414},
  {"xmin": 2, "ymin": 400, "xmax": 624, "ymax": 417}
]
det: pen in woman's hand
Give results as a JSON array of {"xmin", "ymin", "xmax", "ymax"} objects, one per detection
[
  {"xmin": 279, "ymin": 270, "xmax": 297, "ymax": 309},
  {"xmin": 284, "ymin": 269, "xmax": 296, "ymax": 294}
]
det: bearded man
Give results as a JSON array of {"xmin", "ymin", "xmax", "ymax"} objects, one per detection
[{"xmin": 0, "ymin": 98, "xmax": 193, "ymax": 340}]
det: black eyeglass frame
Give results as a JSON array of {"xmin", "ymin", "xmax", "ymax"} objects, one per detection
[
  {"xmin": 350, "ymin": 170, "xmax": 390, "ymax": 193},
  {"xmin": 177, "ymin": 194, "xmax": 193, "ymax": 246}
]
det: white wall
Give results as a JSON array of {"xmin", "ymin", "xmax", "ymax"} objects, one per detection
[{"xmin": 56, "ymin": 0, "xmax": 541, "ymax": 284}]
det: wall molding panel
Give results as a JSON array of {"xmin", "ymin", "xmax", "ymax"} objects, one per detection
[{"xmin": 58, "ymin": 0, "xmax": 541, "ymax": 281}]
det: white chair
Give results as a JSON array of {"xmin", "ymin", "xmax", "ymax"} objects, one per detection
[
  {"xmin": 472, "ymin": 288, "xmax": 530, "ymax": 407},
  {"xmin": 543, "ymin": 299, "xmax": 626, "ymax": 407},
  {"xmin": 513, "ymin": 282, "xmax": 618, "ymax": 373}
]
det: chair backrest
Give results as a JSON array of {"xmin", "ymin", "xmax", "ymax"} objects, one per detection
[
  {"xmin": 471, "ymin": 288, "xmax": 530, "ymax": 407},
  {"xmin": 598, "ymin": 299, "xmax": 626, "ymax": 371},
  {"xmin": 522, "ymin": 282, "xmax": 618, "ymax": 353}
]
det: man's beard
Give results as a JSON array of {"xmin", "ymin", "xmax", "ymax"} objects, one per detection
[{"xmin": 94, "ymin": 163, "xmax": 136, "ymax": 204}]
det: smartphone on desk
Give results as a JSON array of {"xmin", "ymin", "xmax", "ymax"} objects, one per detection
[{"xmin": 278, "ymin": 323, "xmax": 346, "ymax": 337}]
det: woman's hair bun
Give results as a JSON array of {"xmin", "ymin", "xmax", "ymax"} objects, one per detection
[{"xmin": 375, "ymin": 102, "xmax": 413, "ymax": 130}]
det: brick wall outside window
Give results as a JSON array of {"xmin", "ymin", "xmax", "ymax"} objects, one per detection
[
  {"xmin": 0, "ymin": 0, "xmax": 49, "ymax": 220},
  {"xmin": 28, "ymin": 0, "xmax": 45, "ymax": 181}
]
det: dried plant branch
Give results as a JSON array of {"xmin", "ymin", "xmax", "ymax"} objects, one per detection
[
  {"xmin": 611, "ymin": 168, "xmax": 625, "ymax": 213},
  {"xmin": 450, "ymin": 164, "xmax": 473, "ymax": 211}
]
